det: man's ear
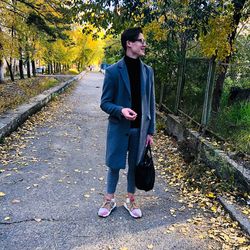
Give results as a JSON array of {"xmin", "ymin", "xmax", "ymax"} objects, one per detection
[{"xmin": 126, "ymin": 40, "xmax": 132, "ymax": 48}]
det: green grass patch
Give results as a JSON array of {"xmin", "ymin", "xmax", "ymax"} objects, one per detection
[{"xmin": 209, "ymin": 101, "xmax": 250, "ymax": 154}]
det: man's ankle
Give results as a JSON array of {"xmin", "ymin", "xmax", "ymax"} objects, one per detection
[
  {"xmin": 105, "ymin": 194, "xmax": 115, "ymax": 200},
  {"xmin": 127, "ymin": 193, "xmax": 135, "ymax": 201}
]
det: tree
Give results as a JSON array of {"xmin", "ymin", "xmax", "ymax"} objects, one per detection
[
  {"xmin": 72, "ymin": 0, "xmax": 249, "ymax": 112},
  {"xmin": 0, "ymin": 0, "xmax": 73, "ymax": 81}
]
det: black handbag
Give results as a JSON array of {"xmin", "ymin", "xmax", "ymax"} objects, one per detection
[{"xmin": 135, "ymin": 145, "xmax": 155, "ymax": 191}]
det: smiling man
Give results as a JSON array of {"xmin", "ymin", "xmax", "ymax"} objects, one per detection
[{"xmin": 99, "ymin": 27, "xmax": 156, "ymax": 218}]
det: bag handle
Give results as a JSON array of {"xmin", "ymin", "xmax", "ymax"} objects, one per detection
[{"xmin": 146, "ymin": 144, "xmax": 152, "ymax": 157}]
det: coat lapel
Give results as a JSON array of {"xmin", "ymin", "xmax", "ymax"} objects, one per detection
[
  {"xmin": 118, "ymin": 58, "xmax": 131, "ymax": 96},
  {"xmin": 140, "ymin": 61, "xmax": 146, "ymax": 96},
  {"xmin": 140, "ymin": 61, "xmax": 147, "ymax": 116}
]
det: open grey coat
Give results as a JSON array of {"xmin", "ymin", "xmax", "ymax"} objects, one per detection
[{"xmin": 100, "ymin": 57, "xmax": 156, "ymax": 169}]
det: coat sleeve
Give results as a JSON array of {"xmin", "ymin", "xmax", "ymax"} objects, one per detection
[
  {"xmin": 148, "ymin": 67, "xmax": 156, "ymax": 135},
  {"xmin": 100, "ymin": 67, "xmax": 124, "ymax": 119}
]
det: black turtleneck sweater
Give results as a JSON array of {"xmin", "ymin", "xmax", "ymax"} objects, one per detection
[{"xmin": 124, "ymin": 55, "xmax": 142, "ymax": 128}]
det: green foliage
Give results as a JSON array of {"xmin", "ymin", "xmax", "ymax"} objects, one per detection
[
  {"xmin": 210, "ymin": 100, "xmax": 250, "ymax": 153},
  {"xmin": 103, "ymin": 38, "xmax": 123, "ymax": 65}
]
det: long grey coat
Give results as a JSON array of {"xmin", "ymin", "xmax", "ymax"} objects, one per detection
[{"xmin": 100, "ymin": 57, "xmax": 156, "ymax": 169}]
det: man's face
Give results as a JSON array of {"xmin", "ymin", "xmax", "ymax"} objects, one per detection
[{"xmin": 126, "ymin": 33, "xmax": 146, "ymax": 58}]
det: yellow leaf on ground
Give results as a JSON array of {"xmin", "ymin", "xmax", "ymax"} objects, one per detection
[
  {"xmin": 237, "ymin": 237, "xmax": 246, "ymax": 244},
  {"xmin": 242, "ymin": 209, "xmax": 249, "ymax": 215},
  {"xmin": 206, "ymin": 192, "xmax": 216, "ymax": 198},
  {"xmin": 4, "ymin": 217, "xmax": 11, "ymax": 221},
  {"xmin": 0, "ymin": 192, "xmax": 6, "ymax": 197},
  {"xmin": 211, "ymin": 206, "xmax": 217, "ymax": 213},
  {"xmin": 147, "ymin": 244, "xmax": 154, "ymax": 249}
]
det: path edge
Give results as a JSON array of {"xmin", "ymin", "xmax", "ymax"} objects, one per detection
[{"xmin": 0, "ymin": 72, "xmax": 86, "ymax": 141}]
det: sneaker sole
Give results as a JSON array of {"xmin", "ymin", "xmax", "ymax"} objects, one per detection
[
  {"xmin": 123, "ymin": 203, "xmax": 142, "ymax": 219},
  {"xmin": 98, "ymin": 203, "xmax": 117, "ymax": 218}
]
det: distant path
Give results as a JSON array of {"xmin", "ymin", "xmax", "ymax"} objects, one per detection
[{"xmin": 0, "ymin": 72, "xmax": 218, "ymax": 250}]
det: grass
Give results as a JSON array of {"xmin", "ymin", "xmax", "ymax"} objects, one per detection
[
  {"xmin": 0, "ymin": 77, "xmax": 59, "ymax": 114},
  {"xmin": 209, "ymin": 100, "xmax": 250, "ymax": 154}
]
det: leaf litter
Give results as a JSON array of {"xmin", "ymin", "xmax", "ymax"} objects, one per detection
[
  {"xmin": 0, "ymin": 84, "xmax": 249, "ymax": 248},
  {"xmin": 154, "ymin": 130, "xmax": 250, "ymax": 249}
]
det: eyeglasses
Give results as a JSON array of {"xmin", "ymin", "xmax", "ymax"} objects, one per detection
[{"xmin": 133, "ymin": 39, "xmax": 147, "ymax": 45}]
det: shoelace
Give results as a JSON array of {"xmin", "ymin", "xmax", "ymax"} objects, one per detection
[{"xmin": 102, "ymin": 200, "xmax": 114, "ymax": 210}]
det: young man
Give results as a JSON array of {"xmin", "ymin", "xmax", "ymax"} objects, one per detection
[{"xmin": 98, "ymin": 27, "xmax": 156, "ymax": 218}]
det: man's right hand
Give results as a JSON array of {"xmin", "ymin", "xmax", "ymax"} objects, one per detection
[{"xmin": 121, "ymin": 108, "xmax": 137, "ymax": 121}]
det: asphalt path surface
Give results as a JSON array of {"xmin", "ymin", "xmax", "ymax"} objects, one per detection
[{"xmin": 0, "ymin": 72, "xmax": 218, "ymax": 250}]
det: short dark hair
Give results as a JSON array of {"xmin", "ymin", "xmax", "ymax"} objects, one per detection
[{"xmin": 121, "ymin": 27, "xmax": 143, "ymax": 51}]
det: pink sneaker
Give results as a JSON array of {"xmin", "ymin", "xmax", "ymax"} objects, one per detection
[
  {"xmin": 98, "ymin": 198, "xmax": 116, "ymax": 218},
  {"xmin": 124, "ymin": 197, "xmax": 142, "ymax": 218}
]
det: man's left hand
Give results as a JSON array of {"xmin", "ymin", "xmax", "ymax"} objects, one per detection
[{"xmin": 146, "ymin": 134, "xmax": 153, "ymax": 146}]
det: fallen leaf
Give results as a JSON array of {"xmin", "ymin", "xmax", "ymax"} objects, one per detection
[
  {"xmin": 178, "ymin": 206, "xmax": 186, "ymax": 211},
  {"xmin": 206, "ymin": 192, "xmax": 216, "ymax": 198},
  {"xmin": 0, "ymin": 192, "xmax": 6, "ymax": 197},
  {"xmin": 4, "ymin": 217, "xmax": 11, "ymax": 221},
  {"xmin": 237, "ymin": 237, "xmax": 246, "ymax": 244},
  {"xmin": 147, "ymin": 244, "xmax": 154, "ymax": 249},
  {"xmin": 12, "ymin": 199, "xmax": 21, "ymax": 204},
  {"xmin": 34, "ymin": 218, "xmax": 42, "ymax": 222}
]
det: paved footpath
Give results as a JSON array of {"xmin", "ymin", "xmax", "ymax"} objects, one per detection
[{"xmin": 0, "ymin": 73, "xmax": 218, "ymax": 250}]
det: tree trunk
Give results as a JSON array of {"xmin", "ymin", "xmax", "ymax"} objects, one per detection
[
  {"xmin": 13, "ymin": 59, "xmax": 17, "ymax": 76},
  {"xmin": 19, "ymin": 47, "xmax": 24, "ymax": 79},
  {"xmin": 27, "ymin": 56, "xmax": 31, "ymax": 78},
  {"xmin": 5, "ymin": 59, "xmax": 14, "ymax": 81},
  {"xmin": 212, "ymin": 0, "xmax": 247, "ymax": 111},
  {"xmin": 19, "ymin": 59, "xmax": 24, "ymax": 79},
  {"xmin": 50, "ymin": 63, "xmax": 53, "ymax": 74},
  {"xmin": 47, "ymin": 64, "xmax": 51, "ymax": 74},
  {"xmin": 0, "ymin": 58, "xmax": 4, "ymax": 83},
  {"xmin": 31, "ymin": 60, "xmax": 36, "ymax": 77},
  {"xmin": 0, "ymin": 29, "xmax": 4, "ymax": 83}
]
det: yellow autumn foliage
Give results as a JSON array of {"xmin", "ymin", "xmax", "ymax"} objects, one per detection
[
  {"xmin": 144, "ymin": 19, "xmax": 168, "ymax": 42},
  {"xmin": 199, "ymin": 15, "xmax": 234, "ymax": 60}
]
